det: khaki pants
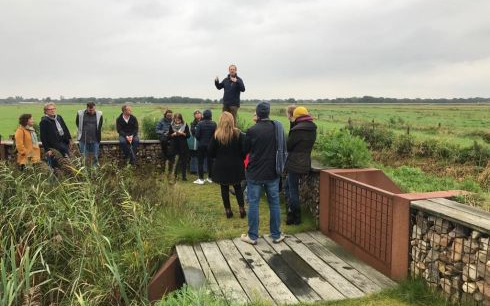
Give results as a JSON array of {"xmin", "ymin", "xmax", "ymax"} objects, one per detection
[{"xmin": 222, "ymin": 105, "xmax": 239, "ymax": 121}]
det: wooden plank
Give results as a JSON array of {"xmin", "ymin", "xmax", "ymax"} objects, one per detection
[
  {"xmin": 411, "ymin": 199, "xmax": 490, "ymax": 234},
  {"xmin": 175, "ymin": 245, "xmax": 206, "ymax": 288},
  {"xmin": 428, "ymin": 198, "xmax": 490, "ymax": 224},
  {"xmin": 279, "ymin": 236, "xmax": 364, "ymax": 298},
  {"xmin": 294, "ymin": 233, "xmax": 382, "ymax": 293},
  {"xmin": 262, "ymin": 236, "xmax": 345, "ymax": 301},
  {"xmin": 200, "ymin": 242, "xmax": 249, "ymax": 304},
  {"xmin": 216, "ymin": 240, "xmax": 274, "ymax": 304},
  {"xmin": 193, "ymin": 244, "xmax": 224, "ymax": 299},
  {"xmin": 308, "ymin": 231, "xmax": 396, "ymax": 288},
  {"xmin": 233, "ymin": 238, "xmax": 303, "ymax": 304}
]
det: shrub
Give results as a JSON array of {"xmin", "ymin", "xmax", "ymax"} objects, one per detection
[
  {"xmin": 316, "ymin": 130, "xmax": 372, "ymax": 168},
  {"xmin": 435, "ymin": 141, "xmax": 460, "ymax": 161},
  {"xmin": 394, "ymin": 134, "xmax": 415, "ymax": 156},
  {"xmin": 350, "ymin": 124, "xmax": 394, "ymax": 150},
  {"xmin": 415, "ymin": 139, "xmax": 439, "ymax": 158},
  {"xmin": 142, "ymin": 117, "xmax": 159, "ymax": 140},
  {"xmin": 458, "ymin": 141, "xmax": 490, "ymax": 166}
]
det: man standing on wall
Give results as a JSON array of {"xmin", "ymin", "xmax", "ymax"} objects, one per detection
[
  {"xmin": 116, "ymin": 104, "xmax": 139, "ymax": 166},
  {"xmin": 76, "ymin": 102, "xmax": 103, "ymax": 166},
  {"xmin": 215, "ymin": 64, "xmax": 245, "ymax": 120}
]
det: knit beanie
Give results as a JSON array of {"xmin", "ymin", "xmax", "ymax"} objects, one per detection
[
  {"xmin": 293, "ymin": 106, "xmax": 309, "ymax": 119},
  {"xmin": 256, "ymin": 101, "xmax": 270, "ymax": 119},
  {"xmin": 203, "ymin": 109, "xmax": 212, "ymax": 119}
]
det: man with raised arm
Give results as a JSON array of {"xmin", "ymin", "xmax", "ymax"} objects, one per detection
[{"xmin": 215, "ymin": 64, "xmax": 245, "ymax": 120}]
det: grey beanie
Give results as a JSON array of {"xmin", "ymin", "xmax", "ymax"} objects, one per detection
[{"xmin": 256, "ymin": 101, "xmax": 270, "ymax": 119}]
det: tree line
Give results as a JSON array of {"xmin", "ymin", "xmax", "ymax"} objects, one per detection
[{"xmin": 0, "ymin": 95, "xmax": 489, "ymax": 104}]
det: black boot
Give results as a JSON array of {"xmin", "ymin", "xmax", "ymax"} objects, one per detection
[
  {"xmin": 286, "ymin": 209, "xmax": 295, "ymax": 225},
  {"xmin": 294, "ymin": 209, "xmax": 302, "ymax": 225}
]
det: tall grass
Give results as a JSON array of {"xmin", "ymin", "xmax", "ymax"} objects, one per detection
[{"xmin": 0, "ymin": 161, "xmax": 188, "ymax": 305}]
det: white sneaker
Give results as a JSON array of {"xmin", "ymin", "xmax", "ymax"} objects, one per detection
[
  {"xmin": 272, "ymin": 234, "xmax": 286, "ymax": 244},
  {"xmin": 206, "ymin": 178, "xmax": 213, "ymax": 183},
  {"xmin": 193, "ymin": 179, "xmax": 205, "ymax": 185},
  {"xmin": 240, "ymin": 234, "xmax": 257, "ymax": 245}
]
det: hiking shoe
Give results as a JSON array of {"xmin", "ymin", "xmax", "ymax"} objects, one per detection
[
  {"xmin": 193, "ymin": 179, "xmax": 205, "ymax": 185},
  {"xmin": 272, "ymin": 234, "xmax": 286, "ymax": 244},
  {"xmin": 206, "ymin": 178, "xmax": 213, "ymax": 183},
  {"xmin": 240, "ymin": 234, "xmax": 257, "ymax": 245}
]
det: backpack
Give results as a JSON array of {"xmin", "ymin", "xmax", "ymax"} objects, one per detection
[{"xmin": 272, "ymin": 120, "xmax": 287, "ymax": 176}]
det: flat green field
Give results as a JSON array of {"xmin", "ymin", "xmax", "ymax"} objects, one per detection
[{"xmin": 0, "ymin": 103, "xmax": 489, "ymax": 147}]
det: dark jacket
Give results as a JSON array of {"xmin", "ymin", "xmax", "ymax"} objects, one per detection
[
  {"xmin": 190, "ymin": 119, "xmax": 200, "ymax": 136},
  {"xmin": 116, "ymin": 114, "xmax": 138, "ymax": 137},
  {"xmin": 169, "ymin": 124, "xmax": 190, "ymax": 156},
  {"xmin": 75, "ymin": 110, "xmax": 103, "ymax": 143},
  {"xmin": 39, "ymin": 115, "xmax": 72, "ymax": 155},
  {"xmin": 244, "ymin": 119, "xmax": 277, "ymax": 181},
  {"xmin": 215, "ymin": 75, "xmax": 245, "ymax": 107},
  {"xmin": 195, "ymin": 120, "xmax": 217, "ymax": 149},
  {"xmin": 208, "ymin": 132, "xmax": 245, "ymax": 185},
  {"xmin": 286, "ymin": 117, "xmax": 317, "ymax": 174},
  {"xmin": 156, "ymin": 117, "xmax": 172, "ymax": 140}
]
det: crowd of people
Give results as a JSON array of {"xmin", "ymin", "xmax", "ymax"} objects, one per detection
[{"xmin": 13, "ymin": 65, "xmax": 317, "ymax": 244}]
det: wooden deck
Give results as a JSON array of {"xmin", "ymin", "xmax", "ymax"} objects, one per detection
[{"xmin": 176, "ymin": 231, "xmax": 396, "ymax": 305}]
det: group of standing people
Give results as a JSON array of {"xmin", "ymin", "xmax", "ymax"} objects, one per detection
[
  {"xmin": 13, "ymin": 64, "xmax": 317, "ymax": 245},
  {"xmin": 14, "ymin": 101, "xmax": 104, "ymax": 172}
]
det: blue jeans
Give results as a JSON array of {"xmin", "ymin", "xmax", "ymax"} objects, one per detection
[
  {"xmin": 119, "ymin": 136, "xmax": 139, "ymax": 165},
  {"xmin": 247, "ymin": 178, "xmax": 282, "ymax": 240},
  {"xmin": 286, "ymin": 172, "xmax": 300, "ymax": 212},
  {"xmin": 79, "ymin": 142, "xmax": 100, "ymax": 165}
]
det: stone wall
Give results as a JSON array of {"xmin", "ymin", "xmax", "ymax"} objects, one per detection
[
  {"xmin": 410, "ymin": 206, "xmax": 490, "ymax": 305},
  {"xmin": 0, "ymin": 140, "xmax": 164, "ymax": 167},
  {"xmin": 298, "ymin": 162, "xmax": 332, "ymax": 221}
]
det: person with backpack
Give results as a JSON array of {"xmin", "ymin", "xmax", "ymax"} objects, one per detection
[
  {"xmin": 14, "ymin": 114, "xmax": 41, "ymax": 171},
  {"xmin": 194, "ymin": 109, "xmax": 216, "ymax": 184},
  {"xmin": 285, "ymin": 106, "xmax": 317, "ymax": 225},
  {"xmin": 241, "ymin": 101, "xmax": 286, "ymax": 245}
]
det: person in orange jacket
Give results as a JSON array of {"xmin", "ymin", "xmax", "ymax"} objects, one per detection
[{"xmin": 15, "ymin": 114, "xmax": 41, "ymax": 170}]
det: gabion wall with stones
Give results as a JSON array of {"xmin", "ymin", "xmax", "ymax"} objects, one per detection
[
  {"xmin": 299, "ymin": 170, "xmax": 320, "ymax": 220},
  {"xmin": 410, "ymin": 210, "xmax": 490, "ymax": 305},
  {"xmin": 1, "ymin": 141, "xmax": 165, "ymax": 167}
]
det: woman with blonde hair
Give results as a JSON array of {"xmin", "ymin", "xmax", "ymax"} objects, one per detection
[
  {"xmin": 15, "ymin": 114, "xmax": 41, "ymax": 170},
  {"xmin": 208, "ymin": 111, "xmax": 246, "ymax": 218}
]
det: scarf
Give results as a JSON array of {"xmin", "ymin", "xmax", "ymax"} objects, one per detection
[
  {"xmin": 26, "ymin": 126, "xmax": 39, "ymax": 148},
  {"xmin": 295, "ymin": 115, "xmax": 314, "ymax": 123},
  {"xmin": 47, "ymin": 115, "xmax": 64, "ymax": 136},
  {"xmin": 171, "ymin": 121, "xmax": 186, "ymax": 134}
]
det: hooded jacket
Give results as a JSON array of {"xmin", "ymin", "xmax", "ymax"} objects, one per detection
[
  {"xmin": 286, "ymin": 116, "xmax": 317, "ymax": 174},
  {"xmin": 195, "ymin": 110, "xmax": 217, "ymax": 149}
]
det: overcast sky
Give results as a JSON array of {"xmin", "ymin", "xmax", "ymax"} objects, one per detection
[{"xmin": 1, "ymin": 0, "xmax": 489, "ymax": 99}]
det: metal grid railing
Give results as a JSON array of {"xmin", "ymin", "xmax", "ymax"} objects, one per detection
[{"xmin": 329, "ymin": 174, "xmax": 394, "ymax": 264}]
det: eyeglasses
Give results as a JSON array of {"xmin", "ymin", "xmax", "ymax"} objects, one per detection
[{"xmin": 46, "ymin": 108, "xmax": 56, "ymax": 111}]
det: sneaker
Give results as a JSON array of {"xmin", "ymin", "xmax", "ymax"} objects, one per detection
[
  {"xmin": 272, "ymin": 234, "xmax": 286, "ymax": 244},
  {"xmin": 240, "ymin": 234, "xmax": 257, "ymax": 245},
  {"xmin": 206, "ymin": 177, "xmax": 213, "ymax": 183},
  {"xmin": 193, "ymin": 179, "xmax": 205, "ymax": 185}
]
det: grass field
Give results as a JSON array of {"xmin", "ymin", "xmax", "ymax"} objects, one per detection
[{"xmin": 1, "ymin": 103, "xmax": 489, "ymax": 148}]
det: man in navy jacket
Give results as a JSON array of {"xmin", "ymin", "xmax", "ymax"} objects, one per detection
[{"xmin": 215, "ymin": 64, "xmax": 245, "ymax": 120}]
